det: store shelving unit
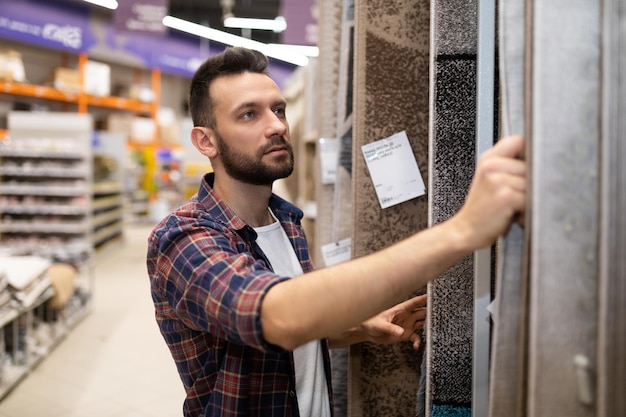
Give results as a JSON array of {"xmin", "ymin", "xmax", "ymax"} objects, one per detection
[
  {"xmin": 0, "ymin": 256, "xmax": 58, "ymax": 400},
  {"xmin": 0, "ymin": 112, "xmax": 94, "ymax": 399},
  {"xmin": 0, "ymin": 49, "xmax": 163, "ymax": 227},
  {"xmin": 0, "ymin": 52, "xmax": 158, "ymax": 117},
  {"xmin": 92, "ymin": 180, "xmax": 124, "ymax": 251},
  {"xmin": 0, "ymin": 9, "xmax": 180, "ymax": 398},
  {"xmin": 0, "ymin": 112, "xmax": 93, "ymax": 263},
  {"xmin": 92, "ymin": 131, "xmax": 126, "ymax": 252}
]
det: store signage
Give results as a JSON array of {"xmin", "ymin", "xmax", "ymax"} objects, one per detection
[
  {"xmin": 114, "ymin": 0, "xmax": 168, "ymax": 35},
  {"xmin": 0, "ymin": 0, "xmax": 93, "ymax": 52},
  {"xmin": 0, "ymin": 0, "xmax": 296, "ymax": 82}
]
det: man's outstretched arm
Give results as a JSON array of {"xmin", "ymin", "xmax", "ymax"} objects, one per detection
[{"xmin": 261, "ymin": 135, "xmax": 526, "ymax": 350}]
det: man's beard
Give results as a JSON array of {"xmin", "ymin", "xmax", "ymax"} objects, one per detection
[{"xmin": 214, "ymin": 130, "xmax": 295, "ymax": 186}]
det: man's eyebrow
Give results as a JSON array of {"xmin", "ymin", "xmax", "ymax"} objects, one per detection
[
  {"xmin": 273, "ymin": 99, "xmax": 287, "ymax": 107},
  {"xmin": 233, "ymin": 101, "xmax": 258, "ymax": 112},
  {"xmin": 232, "ymin": 99, "xmax": 286, "ymax": 113}
]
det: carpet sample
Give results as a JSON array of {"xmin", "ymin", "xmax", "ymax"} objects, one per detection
[
  {"xmin": 488, "ymin": 1, "xmax": 528, "ymax": 416},
  {"xmin": 349, "ymin": 0, "xmax": 430, "ymax": 415},
  {"xmin": 315, "ymin": 0, "xmax": 352, "ymax": 415},
  {"xmin": 424, "ymin": 1, "xmax": 479, "ymax": 414},
  {"xmin": 525, "ymin": 3, "xmax": 600, "ymax": 416},
  {"xmin": 425, "ymin": 55, "xmax": 477, "ymax": 414}
]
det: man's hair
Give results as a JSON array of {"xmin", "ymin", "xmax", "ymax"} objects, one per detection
[{"xmin": 189, "ymin": 47, "xmax": 269, "ymax": 128}]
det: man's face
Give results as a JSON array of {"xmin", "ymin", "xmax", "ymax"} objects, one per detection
[{"xmin": 209, "ymin": 71, "xmax": 294, "ymax": 186}]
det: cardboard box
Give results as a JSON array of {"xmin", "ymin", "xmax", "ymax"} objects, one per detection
[
  {"xmin": 159, "ymin": 123, "xmax": 180, "ymax": 146},
  {"xmin": 52, "ymin": 67, "xmax": 81, "ymax": 93},
  {"xmin": 83, "ymin": 60, "xmax": 111, "ymax": 96},
  {"xmin": 129, "ymin": 84, "xmax": 155, "ymax": 103},
  {"xmin": 130, "ymin": 116, "xmax": 157, "ymax": 144},
  {"xmin": 157, "ymin": 107, "xmax": 179, "ymax": 146},
  {"xmin": 0, "ymin": 49, "xmax": 26, "ymax": 82},
  {"xmin": 105, "ymin": 113, "xmax": 134, "ymax": 136},
  {"xmin": 103, "ymin": 113, "xmax": 157, "ymax": 144}
]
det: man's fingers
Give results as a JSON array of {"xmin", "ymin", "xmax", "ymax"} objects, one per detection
[
  {"xmin": 489, "ymin": 134, "xmax": 525, "ymax": 159},
  {"xmin": 410, "ymin": 332, "xmax": 422, "ymax": 350},
  {"xmin": 400, "ymin": 293, "xmax": 428, "ymax": 310},
  {"xmin": 411, "ymin": 308, "xmax": 427, "ymax": 322},
  {"xmin": 479, "ymin": 152, "xmax": 526, "ymax": 180},
  {"xmin": 414, "ymin": 319, "xmax": 426, "ymax": 331}
]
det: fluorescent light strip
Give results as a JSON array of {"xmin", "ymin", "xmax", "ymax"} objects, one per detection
[
  {"xmin": 83, "ymin": 0, "xmax": 118, "ymax": 10},
  {"xmin": 162, "ymin": 16, "xmax": 309, "ymax": 66},
  {"xmin": 224, "ymin": 16, "xmax": 287, "ymax": 32},
  {"xmin": 268, "ymin": 44, "xmax": 319, "ymax": 57}
]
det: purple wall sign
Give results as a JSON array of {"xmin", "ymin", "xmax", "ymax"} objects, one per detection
[
  {"xmin": 0, "ymin": 0, "xmax": 94, "ymax": 53},
  {"xmin": 0, "ymin": 0, "xmax": 294, "ymax": 86},
  {"xmin": 281, "ymin": 0, "xmax": 318, "ymax": 46},
  {"xmin": 114, "ymin": 0, "xmax": 168, "ymax": 36}
]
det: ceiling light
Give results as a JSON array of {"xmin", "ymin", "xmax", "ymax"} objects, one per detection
[
  {"xmin": 268, "ymin": 44, "xmax": 319, "ymax": 58},
  {"xmin": 162, "ymin": 16, "xmax": 308, "ymax": 66},
  {"xmin": 223, "ymin": 16, "xmax": 287, "ymax": 32},
  {"xmin": 83, "ymin": 0, "xmax": 118, "ymax": 10}
]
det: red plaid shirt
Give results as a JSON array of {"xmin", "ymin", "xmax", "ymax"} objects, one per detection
[{"xmin": 147, "ymin": 173, "xmax": 333, "ymax": 417}]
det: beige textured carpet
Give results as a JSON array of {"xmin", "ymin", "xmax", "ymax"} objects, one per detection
[{"xmin": 349, "ymin": 0, "xmax": 430, "ymax": 416}]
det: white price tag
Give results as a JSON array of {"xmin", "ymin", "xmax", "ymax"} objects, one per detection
[
  {"xmin": 321, "ymin": 238, "xmax": 352, "ymax": 267},
  {"xmin": 361, "ymin": 131, "xmax": 426, "ymax": 209},
  {"xmin": 319, "ymin": 137, "xmax": 339, "ymax": 185}
]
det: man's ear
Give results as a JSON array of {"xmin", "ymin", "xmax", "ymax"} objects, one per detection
[{"xmin": 191, "ymin": 126, "xmax": 218, "ymax": 158}]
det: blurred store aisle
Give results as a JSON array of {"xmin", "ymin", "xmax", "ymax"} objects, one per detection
[{"xmin": 0, "ymin": 224, "xmax": 185, "ymax": 417}]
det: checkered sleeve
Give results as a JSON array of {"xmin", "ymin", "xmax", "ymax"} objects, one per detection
[{"xmin": 149, "ymin": 215, "xmax": 289, "ymax": 352}]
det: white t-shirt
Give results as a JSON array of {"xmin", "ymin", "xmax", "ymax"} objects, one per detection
[{"xmin": 254, "ymin": 211, "xmax": 331, "ymax": 417}]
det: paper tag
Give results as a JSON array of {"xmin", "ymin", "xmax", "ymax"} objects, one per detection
[
  {"xmin": 319, "ymin": 137, "xmax": 339, "ymax": 184},
  {"xmin": 321, "ymin": 238, "xmax": 352, "ymax": 267},
  {"xmin": 361, "ymin": 131, "xmax": 426, "ymax": 209}
]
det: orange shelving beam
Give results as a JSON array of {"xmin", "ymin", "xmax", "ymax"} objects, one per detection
[
  {"xmin": 0, "ymin": 80, "xmax": 80, "ymax": 103},
  {"xmin": 1, "ymin": 52, "xmax": 161, "ymax": 122},
  {"xmin": 87, "ymin": 95, "xmax": 152, "ymax": 113},
  {"xmin": 0, "ymin": 82, "xmax": 153, "ymax": 114}
]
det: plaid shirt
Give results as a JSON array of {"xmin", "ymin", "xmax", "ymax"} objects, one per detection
[{"xmin": 147, "ymin": 173, "xmax": 333, "ymax": 417}]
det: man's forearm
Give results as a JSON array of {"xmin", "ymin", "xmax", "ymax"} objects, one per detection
[
  {"xmin": 327, "ymin": 326, "xmax": 368, "ymax": 349},
  {"xmin": 261, "ymin": 218, "xmax": 473, "ymax": 350}
]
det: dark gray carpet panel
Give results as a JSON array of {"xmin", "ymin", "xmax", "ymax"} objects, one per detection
[
  {"xmin": 431, "ymin": 58, "xmax": 477, "ymax": 224},
  {"xmin": 428, "ymin": 257, "xmax": 474, "ymax": 405},
  {"xmin": 434, "ymin": 1, "xmax": 478, "ymax": 56},
  {"xmin": 425, "ymin": 1, "xmax": 479, "ymax": 414},
  {"xmin": 428, "ymin": 56, "xmax": 477, "ymax": 408}
]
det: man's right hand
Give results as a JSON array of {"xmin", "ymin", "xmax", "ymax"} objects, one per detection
[{"xmin": 453, "ymin": 134, "xmax": 526, "ymax": 249}]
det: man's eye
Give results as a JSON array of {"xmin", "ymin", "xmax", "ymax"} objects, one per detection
[
  {"xmin": 274, "ymin": 108, "xmax": 286, "ymax": 117},
  {"xmin": 242, "ymin": 111, "xmax": 254, "ymax": 119}
]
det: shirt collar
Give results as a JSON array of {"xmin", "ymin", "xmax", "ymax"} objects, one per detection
[{"xmin": 196, "ymin": 173, "xmax": 304, "ymax": 231}]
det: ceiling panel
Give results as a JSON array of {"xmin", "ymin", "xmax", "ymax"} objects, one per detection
[{"xmin": 168, "ymin": 0, "xmax": 284, "ymax": 44}]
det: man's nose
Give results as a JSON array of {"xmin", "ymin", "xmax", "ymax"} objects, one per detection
[{"xmin": 265, "ymin": 111, "xmax": 288, "ymax": 137}]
